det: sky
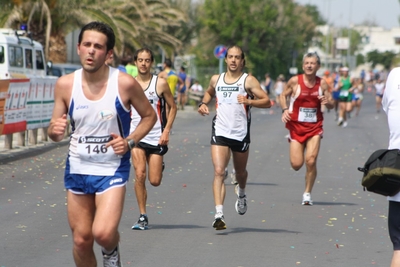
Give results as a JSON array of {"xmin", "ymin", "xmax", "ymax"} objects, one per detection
[{"xmin": 295, "ymin": 0, "xmax": 400, "ymax": 29}]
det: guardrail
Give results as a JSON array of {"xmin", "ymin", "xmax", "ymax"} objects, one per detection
[{"xmin": 0, "ymin": 77, "xmax": 58, "ymax": 150}]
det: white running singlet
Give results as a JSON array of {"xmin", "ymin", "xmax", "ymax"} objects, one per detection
[
  {"xmin": 67, "ymin": 67, "xmax": 131, "ymax": 176},
  {"xmin": 130, "ymin": 75, "xmax": 167, "ymax": 146},
  {"xmin": 213, "ymin": 72, "xmax": 251, "ymax": 141}
]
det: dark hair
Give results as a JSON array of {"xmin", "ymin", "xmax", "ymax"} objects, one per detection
[
  {"xmin": 121, "ymin": 56, "xmax": 132, "ymax": 66},
  {"xmin": 302, "ymin": 51, "xmax": 321, "ymax": 65},
  {"xmin": 180, "ymin": 66, "xmax": 185, "ymax": 71},
  {"xmin": 225, "ymin": 45, "xmax": 246, "ymax": 69},
  {"xmin": 164, "ymin": 58, "xmax": 172, "ymax": 68},
  {"xmin": 78, "ymin": 21, "xmax": 115, "ymax": 52},
  {"xmin": 133, "ymin": 47, "xmax": 154, "ymax": 62}
]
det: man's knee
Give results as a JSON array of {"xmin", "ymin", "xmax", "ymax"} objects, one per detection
[
  {"xmin": 149, "ymin": 175, "xmax": 162, "ymax": 187},
  {"xmin": 134, "ymin": 170, "xmax": 147, "ymax": 185},
  {"xmin": 73, "ymin": 232, "xmax": 94, "ymax": 252},
  {"xmin": 291, "ymin": 163, "xmax": 302, "ymax": 171},
  {"xmin": 305, "ymin": 156, "xmax": 317, "ymax": 168},
  {"xmin": 214, "ymin": 167, "xmax": 227, "ymax": 179}
]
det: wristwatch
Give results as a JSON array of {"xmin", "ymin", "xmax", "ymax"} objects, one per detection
[
  {"xmin": 126, "ymin": 139, "xmax": 135, "ymax": 150},
  {"xmin": 198, "ymin": 102, "xmax": 206, "ymax": 107}
]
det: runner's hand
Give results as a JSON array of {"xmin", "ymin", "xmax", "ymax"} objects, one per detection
[
  {"xmin": 53, "ymin": 114, "xmax": 68, "ymax": 136},
  {"xmin": 106, "ymin": 133, "xmax": 128, "ymax": 155}
]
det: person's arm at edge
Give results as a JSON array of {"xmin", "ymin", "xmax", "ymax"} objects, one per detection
[
  {"xmin": 198, "ymin": 75, "xmax": 217, "ymax": 116},
  {"xmin": 280, "ymin": 76, "xmax": 297, "ymax": 123},
  {"xmin": 319, "ymin": 78, "xmax": 334, "ymax": 109},
  {"xmin": 47, "ymin": 75, "xmax": 70, "ymax": 142}
]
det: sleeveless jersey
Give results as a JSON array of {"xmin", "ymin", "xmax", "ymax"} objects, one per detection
[
  {"xmin": 130, "ymin": 75, "xmax": 166, "ymax": 146},
  {"xmin": 286, "ymin": 74, "xmax": 323, "ymax": 134},
  {"xmin": 375, "ymin": 82, "xmax": 385, "ymax": 95},
  {"xmin": 339, "ymin": 76, "xmax": 352, "ymax": 98},
  {"xmin": 66, "ymin": 68, "xmax": 131, "ymax": 176},
  {"xmin": 213, "ymin": 72, "xmax": 252, "ymax": 141}
]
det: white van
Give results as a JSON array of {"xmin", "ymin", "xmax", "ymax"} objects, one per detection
[
  {"xmin": 0, "ymin": 28, "xmax": 48, "ymax": 79},
  {"xmin": 0, "ymin": 28, "xmax": 57, "ymax": 138}
]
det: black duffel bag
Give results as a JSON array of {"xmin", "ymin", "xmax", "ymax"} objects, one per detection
[{"xmin": 358, "ymin": 149, "xmax": 400, "ymax": 196}]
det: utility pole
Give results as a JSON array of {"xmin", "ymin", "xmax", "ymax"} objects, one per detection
[
  {"xmin": 325, "ymin": 0, "xmax": 332, "ymax": 71},
  {"xmin": 347, "ymin": 0, "xmax": 353, "ymax": 68}
]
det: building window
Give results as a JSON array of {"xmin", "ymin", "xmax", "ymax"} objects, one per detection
[{"xmin": 394, "ymin": 37, "xmax": 400, "ymax": 45}]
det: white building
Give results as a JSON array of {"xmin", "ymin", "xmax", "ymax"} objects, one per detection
[{"xmin": 355, "ymin": 26, "xmax": 400, "ymax": 56}]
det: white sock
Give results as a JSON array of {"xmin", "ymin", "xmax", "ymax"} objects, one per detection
[
  {"xmin": 216, "ymin": 205, "xmax": 223, "ymax": 214},
  {"xmin": 238, "ymin": 186, "xmax": 245, "ymax": 197},
  {"xmin": 232, "ymin": 169, "xmax": 236, "ymax": 174},
  {"xmin": 102, "ymin": 246, "xmax": 116, "ymax": 255}
]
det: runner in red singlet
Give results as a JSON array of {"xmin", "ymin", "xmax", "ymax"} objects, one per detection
[{"xmin": 280, "ymin": 52, "xmax": 334, "ymax": 206}]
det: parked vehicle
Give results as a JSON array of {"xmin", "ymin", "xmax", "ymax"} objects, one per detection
[
  {"xmin": 47, "ymin": 63, "xmax": 81, "ymax": 77},
  {"xmin": 0, "ymin": 28, "xmax": 48, "ymax": 79}
]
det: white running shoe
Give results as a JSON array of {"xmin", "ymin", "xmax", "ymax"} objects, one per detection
[
  {"xmin": 342, "ymin": 121, "xmax": 348, "ymax": 128},
  {"xmin": 302, "ymin": 193, "xmax": 313, "ymax": 206},
  {"xmin": 103, "ymin": 245, "xmax": 122, "ymax": 267},
  {"xmin": 235, "ymin": 186, "xmax": 247, "ymax": 215}
]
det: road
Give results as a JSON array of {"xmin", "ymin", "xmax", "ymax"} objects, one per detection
[{"xmin": 0, "ymin": 92, "xmax": 393, "ymax": 267}]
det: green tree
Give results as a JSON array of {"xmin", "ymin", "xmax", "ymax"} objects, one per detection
[
  {"xmin": 367, "ymin": 49, "xmax": 397, "ymax": 70},
  {"xmin": 196, "ymin": 0, "xmax": 318, "ymax": 80},
  {"xmin": 0, "ymin": 0, "xmax": 187, "ymax": 62}
]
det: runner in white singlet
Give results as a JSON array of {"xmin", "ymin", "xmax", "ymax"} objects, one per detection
[
  {"xmin": 198, "ymin": 45, "xmax": 271, "ymax": 230},
  {"xmin": 129, "ymin": 48, "xmax": 177, "ymax": 230},
  {"xmin": 47, "ymin": 22, "xmax": 156, "ymax": 266}
]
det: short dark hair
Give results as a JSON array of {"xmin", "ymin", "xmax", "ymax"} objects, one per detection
[
  {"xmin": 225, "ymin": 45, "xmax": 246, "ymax": 69},
  {"xmin": 180, "ymin": 66, "xmax": 185, "ymax": 71},
  {"xmin": 164, "ymin": 58, "xmax": 172, "ymax": 68},
  {"xmin": 121, "ymin": 56, "xmax": 132, "ymax": 66},
  {"xmin": 134, "ymin": 47, "xmax": 154, "ymax": 62},
  {"xmin": 78, "ymin": 21, "xmax": 115, "ymax": 52}
]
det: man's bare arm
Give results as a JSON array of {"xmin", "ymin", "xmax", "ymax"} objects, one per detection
[
  {"xmin": 241, "ymin": 75, "xmax": 271, "ymax": 108},
  {"xmin": 48, "ymin": 75, "xmax": 71, "ymax": 142}
]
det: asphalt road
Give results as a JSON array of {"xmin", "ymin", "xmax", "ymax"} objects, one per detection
[{"xmin": 0, "ymin": 92, "xmax": 393, "ymax": 267}]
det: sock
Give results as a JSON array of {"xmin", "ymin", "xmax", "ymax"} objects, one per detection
[
  {"xmin": 232, "ymin": 169, "xmax": 236, "ymax": 174},
  {"xmin": 102, "ymin": 246, "xmax": 117, "ymax": 255},
  {"xmin": 238, "ymin": 186, "xmax": 245, "ymax": 197},
  {"xmin": 216, "ymin": 205, "xmax": 223, "ymax": 214}
]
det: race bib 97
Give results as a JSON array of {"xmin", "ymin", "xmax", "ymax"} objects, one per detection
[{"xmin": 218, "ymin": 86, "xmax": 240, "ymax": 104}]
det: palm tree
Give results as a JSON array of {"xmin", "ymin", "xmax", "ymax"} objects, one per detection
[{"xmin": 0, "ymin": 0, "xmax": 187, "ymax": 62}]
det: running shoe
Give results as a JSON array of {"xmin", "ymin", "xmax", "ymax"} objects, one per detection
[
  {"xmin": 337, "ymin": 118, "xmax": 343, "ymax": 126},
  {"xmin": 212, "ymin": 212, "xmax": 226, "ymax": 230},
  {"xmin": 302, "ymin": 193, "xmax": 313, "ymax": 206},
  {"xmin": 342, "ymin": 121, "xmax": 348, "ymax": 128},
  {"xmin": 235, "ymin": 187, "xmax": 247, "ymax": 215},
  {"xmin": 132, "ymin": 214, "xmax": 148, "ymax": 230},
  {"xmin": 230, "ymin": 172, "xmax": 238, "ymax": 185},
  {"xmin": 103, "ymin": 245, "xmax": 122, "ymax": 267}
]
